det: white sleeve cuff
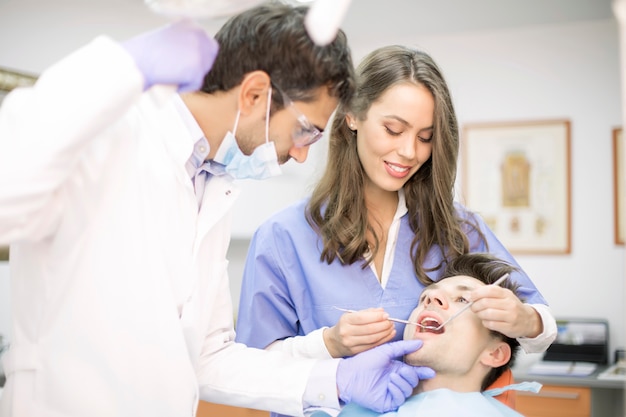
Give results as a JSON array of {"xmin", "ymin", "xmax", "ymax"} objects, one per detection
[
  {"xmin": 517, "ymin": 303, "xmax": 558, "ymax": 353},
  {"xmin": 302, "ymin": 358, "xmax": 341, "ymax": 415},
  {"xmin": 266, "ymin": 328, "xmax": 334, "ymax": 360}
]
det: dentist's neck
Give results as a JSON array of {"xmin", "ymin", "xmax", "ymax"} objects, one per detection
[{"xmin": 181, "ymin": 91, "xmax": 239, "ymax": 160}]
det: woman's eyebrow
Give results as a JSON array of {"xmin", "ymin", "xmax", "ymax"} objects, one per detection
[
  {"xmin": 383, "ymin": 114, "xmax": 411, "ymax": 127},
  {"xmin": 382, "ymin": 115, "xmax": 434, "ymax": 134}
]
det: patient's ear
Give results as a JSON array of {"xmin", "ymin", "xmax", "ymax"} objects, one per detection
[{"xmin": 480, "ymin": 341, "xmax": 511, "ymax": 368}]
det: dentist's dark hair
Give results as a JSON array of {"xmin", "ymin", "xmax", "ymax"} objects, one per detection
[
  {"xmin": 440, "ymin": 252, "xmax": 524, "ymax": 391},
  {"xmin": 201, "ymin": 2, "xmax": 354, "ymax": 112}
]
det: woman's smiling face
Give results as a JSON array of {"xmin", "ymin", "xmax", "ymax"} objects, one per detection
[{"xmin": 347, "ymin": 82, "xmax": 434, "ymax": 196}]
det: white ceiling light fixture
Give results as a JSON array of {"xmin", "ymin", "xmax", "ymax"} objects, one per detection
[
  {"xmin": 146, "ymin": 0, "xmax": 352, "ymax": 46},
  {"xmin": 304, "ymin": 0, "xmax": 352, "ymax": 45},
  {"xmin": 145, "ymin": 0, "xmax": 266, "ymax": 19}
]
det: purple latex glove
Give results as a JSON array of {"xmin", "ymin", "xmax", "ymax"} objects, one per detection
[
  {"xmin": 122, "ymin": 20, "xmax": 218, "ymax": 92},
  {"xmin": 336, "ymin": 339, "xmax": 435, "ymax": 413}
]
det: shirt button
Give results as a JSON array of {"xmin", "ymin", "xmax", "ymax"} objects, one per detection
[
  {"xmin": 318, "ymin": 394, "xmax": 325, "ymax": 401},
  {"xmin": 225, "ymin": 190, "xmax": 231, "ymax": 196},
  {"xmin": 199, "ymin": 146, "xmax": 206, "ymax": 153}
]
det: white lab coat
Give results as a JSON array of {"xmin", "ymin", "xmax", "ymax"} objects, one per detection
[{"xmin": 0, "ymin": 36, "xmax": 328, "ymax": 417}]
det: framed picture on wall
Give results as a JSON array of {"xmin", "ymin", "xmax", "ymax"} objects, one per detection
[
  {"xmin": 461, "ymin": 119, "xmax": 571, "ymax": 254},
  {"xmin": 0, "ymin": 67, "xmax": 38, "ymax": 261},
  {"xmin": 0, "ymin": 67, "xmax": 37, "ymax": 100},
  {"xmin": 614, "ymin": 127, "xmax": 624, "ymax": 245}
]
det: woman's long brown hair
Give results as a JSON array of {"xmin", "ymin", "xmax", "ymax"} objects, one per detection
[{"xmin": 306, "ymin": 45, "xmax": 486, "ymax": 285}]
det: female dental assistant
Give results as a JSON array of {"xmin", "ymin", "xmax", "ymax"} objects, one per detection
[
  {"xmin": 236, "ymin": 46, "xmax": 557, "ymax": 417},
  {"xmin": 236, "ymin": 197, "xmax": 553, "ymax": 356}
]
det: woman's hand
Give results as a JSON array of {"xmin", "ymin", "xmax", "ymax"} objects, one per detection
[
  {"xmin": 469, "ymin": 286, "xmax": 543, "ymax": 339},
  {"xmin": 323, "ymin": 308, "xmax": 396, "ymax": 358}
]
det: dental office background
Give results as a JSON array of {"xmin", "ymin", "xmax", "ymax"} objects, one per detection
[{"xmin": 0, "ymin": 0, "xmax": 624, "ymax": 361}]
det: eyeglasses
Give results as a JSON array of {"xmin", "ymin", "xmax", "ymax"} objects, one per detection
[{"xmin": 275, "ymin": 87, "xmax": 324, "ymax": 148}]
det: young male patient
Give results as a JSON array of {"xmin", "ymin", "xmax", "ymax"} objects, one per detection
[{"xmin": 321, "ymin": 253, "xmax": 541, "ymax": 417}]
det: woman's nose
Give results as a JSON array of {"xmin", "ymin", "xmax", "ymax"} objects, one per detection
[{"xmin": 396, "ymin": 135, "xmax": 417, "ymax": 160}]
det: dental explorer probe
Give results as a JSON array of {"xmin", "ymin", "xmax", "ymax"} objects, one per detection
[{"xmin": 333, "ymin": 272, "xmax": 510, "ymax": 331}]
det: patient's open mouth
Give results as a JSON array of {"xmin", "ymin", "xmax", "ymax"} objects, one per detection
[{"xmin": 419, "ymin": 318, "xmax": 444, "ymax": 334}]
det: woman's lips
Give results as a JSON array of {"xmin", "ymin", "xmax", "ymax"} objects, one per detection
[{"xmin": 384, "ymin": 161, "xmax": 411, "ymax": 178}]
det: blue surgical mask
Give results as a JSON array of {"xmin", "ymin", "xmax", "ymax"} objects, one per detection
[{"xmin": 213, "ymin": 87, "xmax": 282, "ymax": 180}]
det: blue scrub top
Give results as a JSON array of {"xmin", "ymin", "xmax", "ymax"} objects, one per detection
[{"xmin": 235, "ymin": 198, "xmax": 548, "ymax": 351}]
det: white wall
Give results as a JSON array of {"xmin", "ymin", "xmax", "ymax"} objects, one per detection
[{"xmin": 0, "ymin": 4, "xmax": 623, "ymax": 358}]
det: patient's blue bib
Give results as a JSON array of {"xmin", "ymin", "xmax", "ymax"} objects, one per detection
[{"xmin": 333, "ymin": 382, "xmax": 542, "ymax": 417}]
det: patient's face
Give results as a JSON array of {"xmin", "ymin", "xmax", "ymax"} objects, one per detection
[{"xmin": 403, "ymin": 275, "xmax": 495, "ymax": 375}]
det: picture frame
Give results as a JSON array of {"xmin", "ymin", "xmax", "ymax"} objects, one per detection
[
  {"xmin": 0, "ymin": 67, "xmax": 38, "ymax": 261},
  {"xmin": 0, "ymin": 66, "xmax": 37, "ymax": 101},
  {"xmin": 461, "ymin": 119, "xmax": 571, "ymax": 254},
  {"xmin": 614, "ymin": 127, "xmax": 624, "ymax": 245}
]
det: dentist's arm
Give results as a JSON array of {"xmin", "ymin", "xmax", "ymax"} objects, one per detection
[{"xmin": 0, "ymin": 22, "xmax": 217, "ymax": 243}]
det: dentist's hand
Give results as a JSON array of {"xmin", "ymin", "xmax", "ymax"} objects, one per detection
[
  {"xmin": 122, "ymin": 20, "xmax": 219, "ymax": 92},
  {"xmin": 336, "ymin": 339, "xmax": 435, "ymax": 413}
]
